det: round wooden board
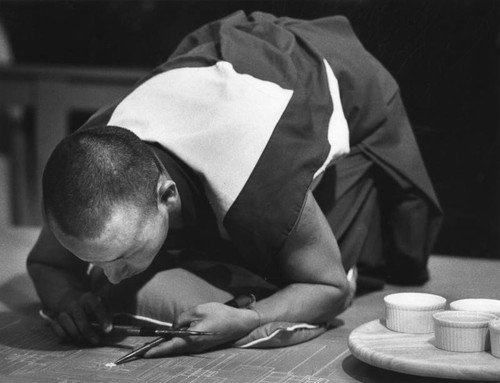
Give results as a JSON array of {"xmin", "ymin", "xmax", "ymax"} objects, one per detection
[{"xmin": 348, "ymin": 319, "xmax": 500, "ymax": 381}]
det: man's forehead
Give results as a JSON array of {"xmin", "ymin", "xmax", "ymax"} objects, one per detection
[
  {"xmin": 53, "ymin": 225, "xmax": 132, "ymax": 263},
  {"xmin": 52, "ymin": 204, "xmax": 148, "ymax": 262}
]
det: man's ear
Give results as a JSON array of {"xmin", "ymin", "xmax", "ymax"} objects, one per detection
[{"xmin": 157, "ymin": 175, "xmax": 178, "ymax": 210}]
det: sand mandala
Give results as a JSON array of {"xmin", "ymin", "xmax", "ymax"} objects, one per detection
[{"xmin": 0, "ymin": 313, "xmax": 352, "ymax": 383}]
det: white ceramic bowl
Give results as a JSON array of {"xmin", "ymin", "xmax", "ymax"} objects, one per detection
[
  {"xmin": 433, "ymin": 311, "xmax": 497, "ymax": 352},
  {"xmin": 384, "ymin": 292, "xmax": 447, "ymax": 334},
  {"xmin": 450, "ymin": 298, "xmax": 500, "ymax": 317},
  {"xmin": 490, "ymin": 319, "xmax": 500, "ymax": 358}
]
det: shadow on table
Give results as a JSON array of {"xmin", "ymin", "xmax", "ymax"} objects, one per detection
[
  {"xmin": 0, "ymin": 310, "xmax": 138, "ymax": 353},
  {"xmin": 342, "ymin": 355, "xmax": 492, "ymax": 383},
  {"xmin": 0, "ymin": 274, "xmax": 138, "ymax": 352},
  {"xmin": 0, "ymin": 273, "xmax": 39, "ymax": 316},
  {"xmin": 0, "ymin": 310, "xmax": 80, "ymax": 352}
]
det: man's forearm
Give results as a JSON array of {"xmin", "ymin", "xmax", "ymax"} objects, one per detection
[
  {"xmin": 26, "ymin": 225, "xmax": 93, "ymax": 314},
  {"xmin": 252, "ymin": 282, "xmax": 349, "ymax": 326}
]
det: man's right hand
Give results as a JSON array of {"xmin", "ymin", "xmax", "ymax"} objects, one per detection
[{"xmin": 47, "ymin": 291, "xmax": 113, "ymax": 345}]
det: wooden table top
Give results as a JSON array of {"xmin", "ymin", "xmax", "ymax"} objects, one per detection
[{"xmin": 349, "ymin": 319, "xmax": 500, "ymax": 381}]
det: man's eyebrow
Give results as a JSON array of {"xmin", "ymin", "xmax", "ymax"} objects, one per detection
[
  {"xmin": 96, "ymin": 250, "xmax": 129, "ymax": 264},
  {"xmin": 95, "ymin": 256, "xmax": 121, "ymax": 265},
  {"xmin": 98, "ymin": 238, "xmax": 146, "ymax": 264}
]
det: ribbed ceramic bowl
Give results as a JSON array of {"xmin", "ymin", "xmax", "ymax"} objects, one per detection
[
  {"xmin": 490, "ymin": 319, "xmax": 500, "ymax": 358},
  {"xmin": 450, "ymin": 299, "xmax": 500, "ymax": 317},
  {"xmin": 433, "ymin": 311, "xmax": 497, "ymax": 352},
  {"xmin": 384, "ymin": 292, "xmax": 447, "ymax": 334}
]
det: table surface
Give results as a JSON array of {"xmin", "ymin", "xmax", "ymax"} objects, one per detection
[
  {"xmin": 1, "ymin": 221, "xmax": 499, "ymax": 383},
  {"xmin": 349, "ymin": 319, "xmax": 500, "ymax": 381}
]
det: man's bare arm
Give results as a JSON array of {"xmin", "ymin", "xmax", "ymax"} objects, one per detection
[
  {"xmin": 145, "ymin": 190, "xmax": 350, "ymax": 356},
  {"xmin": 252, "ymin": 189, "xmax": 350, "ymax": 324}
]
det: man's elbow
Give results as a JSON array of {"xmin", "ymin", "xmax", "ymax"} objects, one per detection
[
  {"xmin": 26, "ymin": 249, "xmax": 37, "ymax": 273},
  {"xmin": 338, "ymin": 271, "xmax": 355, "ymax": 313},
  {"xmin": 26, "ymin": 252, "xmax": 43, "ymax": 281},
  {"xmin": 324, "ymin": 275, "xmax": 353, "ymax": 322},
  {"xmin": 26, "ymin": 245, "xmax": 55, "ymax": 281}
]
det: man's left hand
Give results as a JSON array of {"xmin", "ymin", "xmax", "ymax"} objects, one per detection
[{"xmin": 143, "ymin": 302, "xmax": 260, "ymax": 357}]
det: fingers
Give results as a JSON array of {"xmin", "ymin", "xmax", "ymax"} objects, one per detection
[
  {"xmin": 56, "ymin": 311, "xmax": 85, "ymax": 343},
  {"xmin": 52, "ymin": 292, "xmax": 109, "ymax": 345},
  {"xmin": 154, "ymin": 304, "xmax": 227, "ymax": 357},
  {"xmin": 85, "ymin": 296, "xmax": 113, "ymax": 333},
  {"xmin": 55, "ymin": 305, "xmax": 98, "ymax": 345},
  {"xmin": 143, "ymin": 337, "xmax": 193, "ymax": 358},
  {"xmin": 174, "ymin": 309, "xmax": 198, "ymax": 330},
  {"xmin": 48, "ymin": 315, "xmax": 71, "ymax": 342}
]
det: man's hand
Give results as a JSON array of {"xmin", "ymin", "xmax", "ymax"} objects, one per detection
[
  {"xmin": 143, "ymin": 302, "xmax": 259, "ymax": 357},
  {"xmin": 48, "ymin": 292, "xmax": 113, "ymax": 345}
]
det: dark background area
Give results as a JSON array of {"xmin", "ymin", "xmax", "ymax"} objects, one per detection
[{"xmin": 1, "ymin": 0, "xmax": 499, "ymax": 258}]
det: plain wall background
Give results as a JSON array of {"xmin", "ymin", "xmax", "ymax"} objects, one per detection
[{"xmin": 0, "ymin": 0, "xmax": 498, "ymax": 258}]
